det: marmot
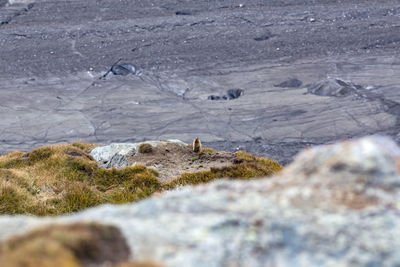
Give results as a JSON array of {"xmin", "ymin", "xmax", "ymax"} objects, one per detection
[{"xmin": 193, "ymin": 138, "xmax": 202, "ymax": 153}]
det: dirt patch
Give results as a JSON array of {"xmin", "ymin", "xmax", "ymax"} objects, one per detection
[{"xmin": 127, "ymin": 143, "xmax": 236, "ymax": 183}]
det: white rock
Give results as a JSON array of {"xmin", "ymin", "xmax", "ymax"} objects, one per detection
[{"xmin": 90, "ymin": 140, "xmax": 187, "ymax": 169}]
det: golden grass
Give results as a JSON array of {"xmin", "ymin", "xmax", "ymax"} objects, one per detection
[
  {"xmin": 0, "ymin": 223, "xmax": 132, "ymax": 267},
  {"xmin": 0, "ymin": 144, "xmax": 282, "ymax": 216},
  {"xmin": 0, "ymin": 145, "xmax": 161, "ymax": 215},
  {"xmin": 138, "ymin": 143, "xmax": 153, "ymax": 154},
  {"xmin": 198, "ymin": 147, "xmax": 217, "ymax": 155},
  {"xmin": 165, "ymin": 151, "xmax": 282, "ymax": 188}
]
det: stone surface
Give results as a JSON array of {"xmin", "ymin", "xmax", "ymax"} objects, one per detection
[
  {"xmin": 274, "ymin": 78, "xmax": 303, "ymax": 88},
  {"xmin": 307, "ymin": 78, "xmax": 359, "ymax": 97},
  {"xmin": 1, "ymin": 1, "xmax": 400, "ymax": 166},
  {"xmin": 111, "ymin": 64, "xmax": 136, "ymax": 76},
  {"xmin": 1, "ymin": 136, "xmax": 400, "ymax": 266},
  {"xmin": 90, "ymin": 140, "xmax": 187, "ymax": 168}
]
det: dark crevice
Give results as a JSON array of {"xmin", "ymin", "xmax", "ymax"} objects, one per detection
[
  {"xmin": 175, "ymin": 10, "xmax": 194, "ymax": 16},
  {"xmin": 208, "ymin": 89, "xmax": 244, "ymax": 101},
  {"xmin": 254, "ymin": 32, "xmax": 275, "ymax": 41},
  {"xmin": 189, "ymin": 19, "xmax": 215, "ymax": 27},
  {"xmin": 7, "ymin": 33, "xmax": 30, "ymax": 38},
  {"xmin": 0, "ymin": 3, "xmax": 34, "ymax": 27}
]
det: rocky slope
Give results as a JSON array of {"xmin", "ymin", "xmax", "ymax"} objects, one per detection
[
  {"xmin": 1, "ymin": 135, "xmax": 399, "ymax": 266},
  {"xmin": 1, "ymin": 0, "xmax": 400, "ymax": 165}
]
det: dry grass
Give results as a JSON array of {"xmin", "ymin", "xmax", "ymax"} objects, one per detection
[
  {"xmin": 0, "ymin": 144, "xmax": 282, "ymax": 216},
  {"xmin": 138, "ymin": 143, "xmax": 153, "ymax": 154},
  {"xmin": 0, "ymin": 145, "xmax": 161, "ymax": 215},
  {"xmin": 0, "ymin": 222, "xmax": 146, "ymax": 267},
  {"xmin": 198, "ymin": 147, "xmax": 217, "ymax": 155},
  {"xmin": 165, "ymin": 151, "xmax": 282, "ymax": 188}
]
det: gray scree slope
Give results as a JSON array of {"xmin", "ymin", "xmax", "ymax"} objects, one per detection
[{"xmin": 1, "ymin": 0, "xmax": 400, "ymax": 164}]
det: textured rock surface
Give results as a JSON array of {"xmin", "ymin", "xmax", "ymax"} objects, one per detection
[
  {"xmin": 307, "ymin": 78, "xmax": 354, "ymax": 97},
  {"xmin": 1, "ymin": 136, "xmax": 400, "ymax": 266},
  {"xmin": 1, "ymin": 0, "xmax": 400, "ymax": 166},
  {"xmin": 90, "ymin": 140, "xmax": 187, "ymax": 168}
]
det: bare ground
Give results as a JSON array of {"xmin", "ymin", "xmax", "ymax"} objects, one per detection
[{"xmin": 127, "ymin": 143, "xmax": 236, "ymax": 183}]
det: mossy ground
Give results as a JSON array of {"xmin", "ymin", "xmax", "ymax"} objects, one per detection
[
  {"xmin": 0, "ymin": 143, "xmax": 282, "ymax": 216},
  {"xmin": 138, "ymin": 143, "xmax": 153, "ymax": 154}
]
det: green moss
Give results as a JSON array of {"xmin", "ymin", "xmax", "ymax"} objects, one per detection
[{"xmin": 138, "ymin": 143, "xmax": 153, "ymax": 154}]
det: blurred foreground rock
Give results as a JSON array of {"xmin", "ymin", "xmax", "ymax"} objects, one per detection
[{"xmin": 1, "ymin": 136, "xmax": 400, "ymax": 266}]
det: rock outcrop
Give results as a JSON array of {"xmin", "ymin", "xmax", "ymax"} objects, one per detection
[
  {"xmin": 307, "ymin": 78, "xmax": 361, "ymax": 97},
  {"xmin": 1, "ymin": 136, "xmax": 400, "ymax": 266},
  {"xmin": 90, "ymin": 140, "xmax": 187, "ymax": 169}
]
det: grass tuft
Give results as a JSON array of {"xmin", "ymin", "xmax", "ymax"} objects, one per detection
[
  {"xmin": 72, "ymin": 142, "xmax": 98, "ymax": 151},
  {"xmin": 27, "ymin": 147, "xmax": 53, "ymax": 164},
  {"xmin": 0, "ymin": 184, "xmax": 27, "ymax": 214},
  {"xmin": 198, "ymin": 148, "xmax": 217, "ymax": 155},
  {"xmin": 57, "ymin": 183, "xmax": 104, "ymax": 213},
  {"xmin": 138, "ymin": 143, "xmax": 153, "ymax": 154}
]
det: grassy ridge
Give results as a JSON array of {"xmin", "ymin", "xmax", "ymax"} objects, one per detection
[{"xmin": 0, "ymin": 143, "xmax": 282, "ymax": 216}]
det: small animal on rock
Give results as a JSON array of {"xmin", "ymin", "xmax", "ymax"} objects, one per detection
[{"xmin": 193, "ymin": 138, "xmax": 202, "ymax": 153}]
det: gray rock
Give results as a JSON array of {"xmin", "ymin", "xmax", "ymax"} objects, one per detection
[
  {"xmin": 105, "ymin": 153, "xmax": 130, "ymax": 169},
  {"xmin": 226, "ymin": 89, "xmax": 244, "ymax": 99},
  {"xmin": 90, "ymin": 140, "xmax": 187, "ymax": 169},
  {"xmin": 90, "ymin": 143, "xmax": 138, "ymax": 168},
  {"xmin": 274, "ymin": 78, "xmax": 303, "ymax": 88},
  {"xmin": 307, "ymin": 78, "xmax": 358, "ymax": 97},
  {"xmin": 1, "ymin": 136, "xmax": 400, "ymax": 266},
  {"xmin": 111, "ymin": 64, "xmax": 136, "ymax": 76}
]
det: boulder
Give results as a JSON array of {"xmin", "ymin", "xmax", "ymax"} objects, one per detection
[
  {"xmin": 111, "ymin": 64, "xmax": 136, "ymax": 76},
  {"xmin": 307, "ymin": 78, "xmax": 359, "ymax": 97},
  {"xmin": 1, "ymin": 136, "xmax": 400, "ymax": 266},
  {"xmin": 274, "ymin": 78, "xmax": 303, "ymax": 88}
]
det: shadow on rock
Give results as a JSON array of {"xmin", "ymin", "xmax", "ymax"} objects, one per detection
[{"xmin": 208, "ymin": 89, "xmax": 244, "ymax": 100}]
